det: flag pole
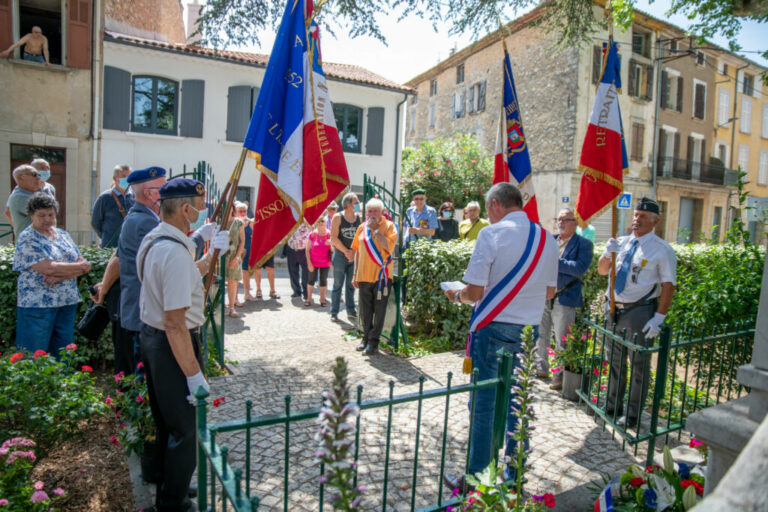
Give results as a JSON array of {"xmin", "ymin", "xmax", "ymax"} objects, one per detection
[
  {"xmin": 204, "ymin": 147, "xmax": 247, "ymax": 297},
  {"xmin": 606, "ymin": 2, "xmax": 618, "ymax": 316}
]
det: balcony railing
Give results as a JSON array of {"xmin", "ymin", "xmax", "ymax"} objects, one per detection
[{"xmin": 656, "ymin": 157, "xmax": 737, "ymax": 186}]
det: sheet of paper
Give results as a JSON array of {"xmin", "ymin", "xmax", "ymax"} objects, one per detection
[{"xmin": 440, "ymin": 281, "xmax": 465, "ymax": 292}]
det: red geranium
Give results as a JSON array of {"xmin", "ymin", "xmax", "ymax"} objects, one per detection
[
  {"xmin": 630, "ymin": 477, "xmax": 646, "ymax": 486},
  {"xmin": 543, "ymin": 493, "xmax": 555, "ymax": 508},
  {"xmin": 645, "ymin": 465, "xmax": 661, "ymax": 473},
  {"xmin": 9, "ymin": 353, "xmax": 23, "ymax": 364},
  {"xmin": 81, "ymin": 365, "xmax": 93, "ymax": 372},
  {"xmin": 681, "ymin": 480, "xmax": 704, "ymax": 495},
  {"xmin": 33, "ymin": 350, "xmax": 47, "ymax": 360}
]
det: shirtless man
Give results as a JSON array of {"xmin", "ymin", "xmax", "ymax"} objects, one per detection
[{"xmin": 1, "ymin": 26, "xmax": 50, "ymax": 66}]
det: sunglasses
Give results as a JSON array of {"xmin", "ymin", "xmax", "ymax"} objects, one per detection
[{"xmin": 25, "ymin": 172, "xmax": 40, "ymax": 178}]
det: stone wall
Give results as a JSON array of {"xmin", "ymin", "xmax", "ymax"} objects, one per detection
[{"xmin": 106, "ymin": 0, "xmax": 186, "ymax": 44}]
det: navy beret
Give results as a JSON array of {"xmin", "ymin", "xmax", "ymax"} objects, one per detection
[
  {"xmin": 127, "ymin": 166, "xmax": 166, "ymax": 184},
  {"xmin": 636, "ymin": 197, "xmax": 660, "ymax": 215},
  {"xmin": 159, "ymin": 178, "xmax": 205, "ymax": 199}
]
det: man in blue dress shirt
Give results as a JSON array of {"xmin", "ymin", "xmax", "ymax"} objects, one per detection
[
  {"xmin": 404, "ymin": 188, "xmax": 438, "ymax": 247},
  {"xmin": 91, "ymin": 164, "xmax": 134, "ymax": 248}
]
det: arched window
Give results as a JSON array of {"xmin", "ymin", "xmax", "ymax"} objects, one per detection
[
  {"xmin": 132, "ymin": 76, "xmax": 179, "ymax": 135},
  {"xmin": 333, "ymin": 104, "xmax": 363, "ymax": 153}
]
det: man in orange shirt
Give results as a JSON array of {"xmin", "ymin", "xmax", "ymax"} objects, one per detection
[{"xmin": 351, "ymin": 198, "xmax": 398, "ymax": 356}]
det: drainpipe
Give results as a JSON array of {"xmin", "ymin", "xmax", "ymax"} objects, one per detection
[
  {"xmin": 392, "ymin": 93, "xmax": 409, "ymax": 198},
  {"xmin": 650, "ymin": 36, "xmax": 663, "ymax": 199},
  {"xmin": 727, "ymin": 64, "xmax": 749, "ymax": 228}
]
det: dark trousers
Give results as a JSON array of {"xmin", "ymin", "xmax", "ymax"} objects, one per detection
[
  {"xmin": 140, "ymin": 324, "xmax": 202, "ymax": 511},
  {"xmin": 112, "ymin": 321, "xmax": 136, "ymax": 375},
  {"xmin": 605, "ymin": 302, "xmax": 655, "ymax": 421},
  {"xmin": 358, "ymin": 281, "xmax": 392, "ymax": 345},
  {"xmin": 286, "ymin": 246, "xmax": 309, "ymax": 298}
]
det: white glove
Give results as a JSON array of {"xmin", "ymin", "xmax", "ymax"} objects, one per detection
[
  {"xmin": 642, "ymin": 313, "xmax": 666, "ymax": 339},
  {"xmin": 186, "ymin": 371, "xmax": 210, "ymax": 405},
  {"xmin": 211, "ymin": 230, "xmax": 229, "ymax": 252},
  {"xmin": 605, "ymin": 238, "xmax": 621, "ymax": 254},
  {"xmin": 194, "ymin": 222, "xmax": 218, "ymax": 242}
]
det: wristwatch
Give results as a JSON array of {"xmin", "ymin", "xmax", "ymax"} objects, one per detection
[{"xmin": 454, "ymin": 290, "xmax": 462, "ymax": 304}]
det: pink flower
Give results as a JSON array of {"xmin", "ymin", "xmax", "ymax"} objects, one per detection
[
  {"xmin": 33, "ymin": 350, "xmax": 47, "ymax": 360},
  {"xmin": 591, "ymin": 397, "xmax": 597, "ymax": 403},
  {"xmin": 136, "ymin": 395, "xmax": 144, "ymax": 403},
  {"xmin": 546, "ymin": 347, "xmax": 555, "ymax": 356},
  {"xmin": 34, "ymin": 480, "xmax": 44, "ymax": 490},
  {"xmin": 81, "ymin": 365, "xmax": 93, "ymax": 373},
  {"xmin": 0, "ymin": 498, "xmax": 7, "ymax": 505},
  {"xmin": 110, "ymin": 435, "xmax": 119, "ymax": 446},
  {"xmin": 600, "ymin": 384, "xmax": 607, "ymax": 391},
  {"xmin": 551, "ymin": 367, "xmax": 561, "ymax": 374},
  {"xmin": 30, "ymin": 490, "xmax": 49, "ymax": 502},
  {"xmin": 79, "ymin": 469, "xmax": 86, "ymax": 473},
  {"xmin": 53, "ymin": 488, "xmax": 65, "ymax": 496},
  {"xmin": 689, "ymin": 438, "xmax": 703, "ymax": 448},
  {"xmin": 66, "ymin": 343, "xmax": 77, "ymax": 351},
  {"xmin": 593, "ymin": 368, "xmax": 599, "ymax": 376},
  {"xmin": 561, "ymin": 335, "xmax": 567, "ymax": 342},
  {"xmin": 114, "ymin": 371, "xmax": 125, "ymax": 383},
  {"xmin": 137, "ymin": 362, "xmax": 144, "ymax": 370},
  {"xmin": 105, "ymin": 396, "xmax": 112, "ymax": 406},
  {"xmin": 119, "ymin": 423, "xmax": 126, "ymax": 430},
  {"xmin": 581, "ymin": 334, "xmax": 587, "ymax": 341}
]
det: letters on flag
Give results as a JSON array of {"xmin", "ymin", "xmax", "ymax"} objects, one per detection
[
  {"xmin": 574, "ymin": 41, "xmax": 628, "ymax": 228},
  {"xmin": 493, "ymin": 48, "xmax": 539, "ymax": 224},
  {"xmin": 245, "ymin": 0, "xmax": 349, "ymax": 268}
]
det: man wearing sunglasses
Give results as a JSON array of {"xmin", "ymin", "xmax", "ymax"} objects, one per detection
[{"xmin": 7, "ymin": 164, "xmax": 43, "ymax": 238}]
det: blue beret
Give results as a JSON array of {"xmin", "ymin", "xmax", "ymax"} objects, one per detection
[
  {"xmin": 127, "ymin": 166, "xmax": 166, "ymax": 184},
  {"xmin": 159, "ymin": 178, "xmax": 205, "ymax": 199}
]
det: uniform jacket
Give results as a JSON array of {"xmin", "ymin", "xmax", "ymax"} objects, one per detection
[{"xmin": 555, "ymin": 233, "xmax": 594, "ymax": 308}]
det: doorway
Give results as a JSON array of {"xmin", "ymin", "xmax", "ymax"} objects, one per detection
[{"xmin": 10, "ymin": 144, "xmax": 66, "ymax": 228}]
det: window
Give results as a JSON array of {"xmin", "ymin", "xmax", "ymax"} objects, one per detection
[
  {"xmin": 591, "ymin": 45, "xmax": 602, "ymax": 84},
  {"xmin": 467, "ymin": 80, "xmax": 486, "ymax": 113},
  {"xmin": 695, "ymin": 52, "xmax": 705, "ymax": 67},
  {"xmin": 743, "ymin": 74, "xmax": 754, "ymax": 96},
  {"xmin": 430, "ymin": 79, "xmax": 438, "ymax": 97},
  {"xmin": 456, "ymin": 64, "xmax": 465, "ymax": 84},
  {"xmin": 718, "ymin": 89, "xmax": 731, "ymax": 126},
  {"xmin": 668, "ymin": 40, "xmax": 678, "ymax": 53},
  {"xmin": 714, "ymin": 141, "xmax": 728, "ymax": 166},
  {"xmin": 738, "ymin": 144, "xmax": 750, "ymax": 173},
  {"xmin": 759, "ymin": 150, "xmax": 768, "ymax": 186},
  {"xmin": 692, "ymin": 80, "xmax": 706, "ymax": 120},
  {"xmin": 333, "ymin": 104, "xmax": 362, "ymax": 153},
  {"xmin": 408, "ymin": 106, "xmax": 416, "ymax": 133},
  {"xmin": 661, "ymin": 70, "xmax": 682, "ymax": 112},
  {"xmin": 762, "ymin": 104, "xmax": 768, "ymax": 138},
  {"xmin": 628, "ymin": 60, "xmax": 653, "ymax": 100},
  {"xmin": 630, "ymin": 122, "xmax": 644, "ymax": 161},
  {"xmin": 717, "ymin": 60, "xmax": 729, "ymax": 76},
  {"xmin": 632, "ymin": 30, "xmax": 650, "ymax": 57},
  {"xmin": 452, "ymin": 89, "xmax": 466, "ymax": 119},
  {"xmin": 132, "ymin": 76, "xmax": 178, "ymax": 135},
  {"xmin": 428, "ymin": 103, "xmax": 436, "ymax": 128},
  {"xmin": 741, "ymin": 96, "xmax": 753, "ymax": 134},
  {"xmin": 411, "ymin": 94, "xmax": 418, "ymax": 105}
]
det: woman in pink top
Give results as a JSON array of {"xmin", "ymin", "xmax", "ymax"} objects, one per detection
[{"xmin": 305, "ymin": 215, "xmax": 332, "ymax": 307}]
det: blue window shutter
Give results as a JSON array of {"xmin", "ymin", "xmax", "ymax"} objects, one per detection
[
  {"xmin": 227, "ymin": 85, "xmax": 252, "ymax": 142},
  {"xmin": 103, "ymin": 65, "xmax": 130, "ymax": 130},
  {"xmin": 180, "ymin": 79, "xmax": 205, "ymax": 138},
  {"xmin": 366, "ymin": 107, "xmax": 385, "ymax": 156}
]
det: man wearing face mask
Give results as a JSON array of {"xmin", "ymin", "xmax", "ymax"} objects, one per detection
[
  {"xmin": 137, "ymin": 178, "xmax": 228, "ymax": 512},
  {"xmin": 91, "ymin": 165, "xmax": 134, "ymax": 248}
]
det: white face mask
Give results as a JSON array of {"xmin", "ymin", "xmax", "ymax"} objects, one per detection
[{"xmin": 187, "ymin": 205, "xmax": 207, "ymax": 231}]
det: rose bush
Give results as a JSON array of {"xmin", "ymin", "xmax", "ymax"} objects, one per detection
[{"xmin": 0, "ymin": 437, "xmax": 66, "ymax": 511}]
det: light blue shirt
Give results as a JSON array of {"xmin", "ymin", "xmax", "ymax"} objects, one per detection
[
  {"xmin": 404, "ymin": 205, "xmax": 438, "ymax": 245},
  {"xmin": 13, "ymin": 227, "xmax": 83, "ymax": 308}
]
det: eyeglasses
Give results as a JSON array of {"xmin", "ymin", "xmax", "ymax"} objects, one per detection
[{"xmin": 557, "ymin": 218, "xmax": 576, "ymax": 223}]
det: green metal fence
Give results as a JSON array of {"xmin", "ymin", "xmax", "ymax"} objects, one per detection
[
  {"xmin": 576, "ymin": 317, "xmax": 754, "ymax": 465},
  {"xmin": 0, "ymin": 222, "xmax": 13, "ymax": 244},
  {"xmin": 362, "ymin": 173, "xmax": 408, "ymax": 352},
  {"xmin": 194, "ymin": 351, "xmax": 518, "ymax": 511}
]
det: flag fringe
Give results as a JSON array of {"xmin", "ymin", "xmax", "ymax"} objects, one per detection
[
  {"xmin": 575, "ymin": 196, "xmax": 619, "ymax": 229},
  {"xmin": 577, "ymin": 164, "xmax": 624, "ymax": 190}
]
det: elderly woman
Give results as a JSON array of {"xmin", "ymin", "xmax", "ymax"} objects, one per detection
[
  {"xmin": 13, "ymin": 193, "xmax": 91, "ymax": 355},
  {"xmin": 225, "ymin": 202, "xmax": 246, "ymax": 317},
  {"xmin": 435, "ymin": 201, "xmax": 459, "ymax": 242}
]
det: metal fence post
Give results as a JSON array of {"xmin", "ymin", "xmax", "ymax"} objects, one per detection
[
  {"xmin": 646, "ymin": 324, "xmax": 671, "ymax": 466},
  {"xmin": 195, "ymin": 386, "xmax": 211, "ymax": 510},
  {"xmin": 491, "ymin": 351, "xmax": 514, "ymax": 457}
]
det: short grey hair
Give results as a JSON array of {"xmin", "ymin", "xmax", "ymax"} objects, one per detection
[
  {"xmin": 30, "ymin": 158, "xmax": 49, "ymax": 170},
  {"xmin": 234, "ymin": 201, "xmax": 247, "ymax": 210},
  {"xmin": 327, "ymin": 200, "xmax": 338, "ymax": 209},
  {"xmin": 466, "ymin": 201, "xmax": 481, "ymax": 210},
  {"xmin": 365, "ymin": 198, "xmax": 385, "ymax": 211},
  {"xmin": 485, "ymin": 182, "xmax": 523, "ymax": 209},
  {"xmin": 341, "ymin": 192, "xmax": 358, "ymax": 209},
  {"xmin": 113, "ymin": 164, "xmax": 131, "ymax": 178},
  {"xmin": 558, "ymin": 208, "xmax": 575, "ymax": 217},
  {"xmin": 160, "ymin": 196, "xmax": 196, "ymax": 217},
  {"xmin": 12, "ymin": 164, "xmax": 36, "ymax": 184}
]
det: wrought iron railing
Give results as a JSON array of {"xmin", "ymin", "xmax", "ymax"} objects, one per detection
[
  {"xmin": 655, "ymin": 157, "xmax": 738, "ymax": 186},
  {"xmin": 194, "ymin": 351, "xmax": 518, "ymax": 511},
  {"xmin": 576, "ymin": 317, "xmax": 753, "ymax": 465}
]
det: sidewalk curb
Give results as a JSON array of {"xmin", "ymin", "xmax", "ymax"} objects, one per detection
[{"xmin": 127, "ymin": 452, "xmax": 155, "ymax": 511}]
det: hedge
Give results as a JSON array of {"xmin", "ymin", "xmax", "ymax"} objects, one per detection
[
  {"xmin": 0, "ymin": 245, "xmax": 115, "ymax": 366},
  {"xmin": 404, "ymin": 239, "xmax": 764, "ymax": 350}
]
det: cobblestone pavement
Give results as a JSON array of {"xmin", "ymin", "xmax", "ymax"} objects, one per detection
[{"xmin": 204, "ymin": 271, "xmax": 639, "ymax": 511}]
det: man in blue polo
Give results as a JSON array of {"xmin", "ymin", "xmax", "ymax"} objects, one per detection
[
  {"xmin": 91, "ymin": 164, "xmax": 134, "ymax": 248},
  {"xmin": 404, "ymin": 188, "xmax": 437, "ymax": 247}
]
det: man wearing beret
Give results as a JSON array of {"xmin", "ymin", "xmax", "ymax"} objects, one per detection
[
  {"xmin": 137, "ymin": 178, "xmax": 229, "ymax": 512},
  {"xmin": 598, "ymin": 197, "xmax": 676, "ymax": 429},
  {"xmin": 404, "ymin": 188, "xmax": 438, "ymax": 247}
]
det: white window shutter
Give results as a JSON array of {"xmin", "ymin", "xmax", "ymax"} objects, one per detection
[
  {"xmin": 741, "ymin": 97, "xmax": 752, "ymax": 133},
  {"xmin": 758, "ymin": 151, "xmax": 768, "ymax": 186},
  {"xmin": 718, "ymin": 89, "xmax": 730, "ymax": 126}
]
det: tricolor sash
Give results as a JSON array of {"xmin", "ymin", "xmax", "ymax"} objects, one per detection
[
  {"xmin": 363, "ymin": 223, "xmax": 391, "ymax": 298},
  {"xmin": 464, "ymin": 221, "xmax": 547, "ymax": 373}
]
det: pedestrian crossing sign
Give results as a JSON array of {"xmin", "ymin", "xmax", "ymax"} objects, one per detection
[{"xmin": 617, "ymin": 193, "xmax": 632, "ymax": 209}]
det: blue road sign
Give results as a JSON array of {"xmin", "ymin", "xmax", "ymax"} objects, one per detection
[{"xmin": 617, "ymin": 192, "xmax": 632, "ymax": 209}]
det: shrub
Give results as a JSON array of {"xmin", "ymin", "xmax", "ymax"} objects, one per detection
[
  {"xmin": 400, "ymin": 134, "xmax": 493, "ymax": 210},
  {"xmin": 0, "ymin": 346, "xmax": 107, "ymax": 455},
  {"xmin": 0, "ymin": 437, "xmax": 66, "ymax": 511},
  {"xmin": 0, "ymin": 245, "xmax": 114, "ymax": 366},
  {"xmin": 105, "ymin": 369, "xmax": 155, "ymax": 457}
]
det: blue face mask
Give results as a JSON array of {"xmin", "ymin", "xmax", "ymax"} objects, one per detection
[
  {"xmin": 354, "ymin": 203, "xmax": 361, "ymax": 213},
  {"xmin": 119, "ymin": 178, "xmax": 130, "ymax": 190},
  {"xmin": 443, "ymin": 211, "xmax": 453, "ymax": 218},
  {"xmin": 188, "ymin": 206, "xmax": 207, "ymax": 231},
  {"xmin": 38, "ymin": 170, "xmax": 51, "ymax": 182}
]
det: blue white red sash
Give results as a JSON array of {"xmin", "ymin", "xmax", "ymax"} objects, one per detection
[
  {"xmin": 466, "ymin": 221, "xmax": 547, "ymax": 357},
  {"xmin": 363, "ymin": 223, "xmax": 391, "ymax": 295},
  {"xmin": 593, "ymin": 477, "xmax": 619, "ymax": 512}
]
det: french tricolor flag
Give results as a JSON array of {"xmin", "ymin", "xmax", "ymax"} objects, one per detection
[
  {"xmin": 574, "ymin": 41, "xmax": 628, "ymax": 228},
  {"xmin": 245, "ymin": 0, "xmax": 348, "ymax": 268},
  {"xmin": 594, "ymin": 477, "xmax": 619, "ymax": 512}
]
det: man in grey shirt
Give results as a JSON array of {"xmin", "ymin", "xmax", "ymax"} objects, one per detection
[{"xmin": 7, "ymin": 164, "xmax": 43, "ymax": 239}]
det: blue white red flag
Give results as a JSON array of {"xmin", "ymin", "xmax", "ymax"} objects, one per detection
[
  {"xmin": 593, "ymin": 477, "xmax": 620, "ymax": 512},
  {"xmin": 245, "ymin": 0, "xmax": 349, "ymax": 267},
  {"xmin": 493, "ymin": 47, "xmax": 539, "ymax": 223},
  {"xmin": 575, "ymin": 41, "xmax": 628, "ymax": 228}
]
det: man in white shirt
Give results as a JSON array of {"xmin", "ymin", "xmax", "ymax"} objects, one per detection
[
  {"xmin": 443, "ymin": 182, "xmax": 558, "ymax": 492},
  {"xmin": 137, "ymin": 178, "xmax": 228, "ymax": 512},
  {"xmin": 598, "ymin": 197, "xmax": 676, "ymax": 429}
]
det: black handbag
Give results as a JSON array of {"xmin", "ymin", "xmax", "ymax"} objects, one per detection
[{"xmin": 76, "ymin": 301, "xmax": 111, "ymax": 340}]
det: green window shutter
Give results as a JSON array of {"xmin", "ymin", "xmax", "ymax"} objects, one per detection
[
  {"xmin": 180, "ymin": 79, "xmax": 205, "ymax": 138},
  {"xmin": 103, "ymin": 65, "xmax": 131, "ymax": 130}
]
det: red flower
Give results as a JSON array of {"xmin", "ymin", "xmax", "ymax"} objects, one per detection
[
  {"xmin": 81, "ymin": 365, "xmax": 93, "ymax": 372},
  {"xmin": 105, "ymin": 396, "xmax": 112, "ymax": 406},
  {"xmin": 213, "ymin": 399, "xmax": 220, "ymax": 407},
  {"xmin": 114, "ymin": 371, "xmax": 125, "ymax": 383},
  {"xmin": 137, "ymin": 362, "xmax": 144, "ymax": 370},
  {"xmin": 9, "ymin": 353, "xmax": 23, "ymax": 364},
  {"xmin": 630, "ymin": 477, "xmax": 646, "ymax": 486},
  {"xmin": 689, "ymin": 438, "xmax": 703, "ymax": 448},
  {"xmin": 543, "ymin": 493, "xmax": 555, "ymax": 508},
  {"xmin": 109, "ymin": 435, "xmax": 119, "ymax": 445},
  {"xmin": 591, "ymin": 397, "xmax": 597, "ymax": 403},
  {"xmin": 645, "ymin": 464, "xmax": 661, "ymax": 474},
  {"xmin": 33, "ymin": 350, "xmax": 47, "ymax": 360},
  {"xmin": 213, "ymin": 396, "xmax": 226, "ymax": 407},
  {"xmin": 593, "ymin": 368, "xmax": 599, "ymax": 376},
  {"xmin": 681, "ymin": 480, "xmax": 704, "ymax": 495},
  {"xmin": 65, "ymin": 343, "xmax": 77, "ymax": 351}
]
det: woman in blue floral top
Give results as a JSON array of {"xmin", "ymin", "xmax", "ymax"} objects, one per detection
[{"xmin": 13, "ymin": 193, "xmax": 91, "ymax": 355}]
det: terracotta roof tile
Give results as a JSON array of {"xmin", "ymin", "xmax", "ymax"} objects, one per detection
[{"xmin": 105, "ymin": 31, "xmax": 415, "ymax": 93}]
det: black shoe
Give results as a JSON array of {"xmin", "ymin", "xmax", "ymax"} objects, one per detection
[
  {"xmin": 331, "ymin": 314, "xmax": 339, "ymax": 322},
  {"xmin": 356, "ymin": 341, "xmax": 367, "ymax": 351},
  {"xmin": 442, "ymin": 474, "xmax": 474, "ymax": 494},
  {"xmin": 291, "ymin": 292, "xmax": 301, "ymax": 298},
  {"xmin": 363, "ymin": 342, "xmax": 379, "ymax": 356},
  {"xmin": 347, "ymin": 311, "xmax": 357, "ymax": 319}
]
